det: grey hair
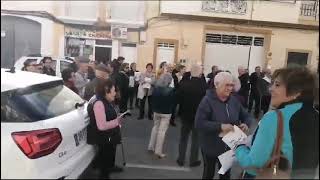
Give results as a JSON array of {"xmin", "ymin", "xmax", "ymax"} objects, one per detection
[
  {"xmin": 190, "ymin": 64, "xmax": 202, "ymax": 77},
  {"xmin": 238, "ymin": 65, "xmax": 246, "ymax": 71},
  {"xmin": 233, "ymin": 76, "xmax": 241, "ymax": 92},
  {"xmin": 214, "ymin": 71, "xmax": 234, "ymax": 88},
  {"xmin": 156, "ymin": 73, "xmax": 173, "ymax": 87}
]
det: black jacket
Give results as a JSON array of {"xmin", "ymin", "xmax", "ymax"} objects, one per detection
[
  {"xmin": 117, "ymin": 71, "xmax": 129, "ymax": 98},
  {"xmin": 172, "ymin": 72, "xmax": 179, "ymax": 89},
  {"xmin": 152, "ymin": 86, "xmax": 176, "ymax": 114},
  {"xmin": 289, "ymin": 101, "xmax": 319, "ymax": 177},
  {"xmin": 87, "ymin": 66, "xmax": 96, "ymax": 81},
  {"xmin": 238, "ymin": 72, "xmax": 250, "ymax": 97},
  {"xmin": 249, "ymin": 72, "xmax": 261, "ymax": 93},
  {"xmin": 182, "ymin": 71, "xmax": 206, "ymax": 84},
  {"xmin": 177, "ymin": 77, "xmax": 208, "ymax": 123}
]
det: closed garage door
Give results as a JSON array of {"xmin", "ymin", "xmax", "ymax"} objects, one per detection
[
  {"xmin": 204, "ymin": 32, "xmax": 265, "ymax": 76},
  {"xmin": 120, "ymin": 43, "xmax": 137, "ymax": 65}
]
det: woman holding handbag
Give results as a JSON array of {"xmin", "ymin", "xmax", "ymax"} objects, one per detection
[
  {"xmin": 235, "ymin": 67, "xmax": 319, "ymax": 179},
  {"xmin": 87, "ymin": 79, "xmax": 124, "ymax": 178}
]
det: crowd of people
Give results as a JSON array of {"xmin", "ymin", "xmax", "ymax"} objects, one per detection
[{"xmin": 21, "ymin": 55, "xmax": 319, "ymax": 179}]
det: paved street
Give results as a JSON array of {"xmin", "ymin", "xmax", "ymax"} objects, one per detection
[{"xmin": 82, "ymin": 106, "xmax": 259, "ymax": 179}]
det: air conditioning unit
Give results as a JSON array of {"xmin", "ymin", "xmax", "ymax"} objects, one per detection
[{"xmin": 111, "ymin": 25, "xmax": 127, "ymax": 40}]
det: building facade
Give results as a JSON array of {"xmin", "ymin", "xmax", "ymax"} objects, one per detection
[
  {"xmin": 1, "ymin": 1, "xmax": 145, "ymax": 67},
  {"xmin": 138, "ymin": 0, "xmax": 319, "ymax": 75},
  {"xmin": 1, "ymin": 1, "xmax": 319, "ymax": 74}
]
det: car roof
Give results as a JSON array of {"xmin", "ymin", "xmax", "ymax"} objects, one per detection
[
  {"xmin": 1, "ymin": 68, "xmax": 62, "ymax": 92},
  {"xmin": 14, "ymin": 56, "xmax": 74, "ymax": 70}
]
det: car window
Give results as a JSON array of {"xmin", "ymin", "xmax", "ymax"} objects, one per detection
[
  {"xmin": 60, "ymin": 60, "xmax": 72, "ymax": 72},
  {"xmin": 1, "ymin": 81, "xmax": 84, "ymax": 122}
]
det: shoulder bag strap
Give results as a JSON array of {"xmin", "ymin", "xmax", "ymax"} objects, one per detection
[{"xmin": 268, "ymin": 109, "xmax": 284, "ymax": 167}]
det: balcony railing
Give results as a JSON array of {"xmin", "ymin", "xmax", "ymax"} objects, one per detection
[
  {"xmin": 300, "ymin": 0, "xmax": 319, "ymax": 19},
  {"xmin": 202, "ymin": 0, "xmax": 247, "ymax": 15}
]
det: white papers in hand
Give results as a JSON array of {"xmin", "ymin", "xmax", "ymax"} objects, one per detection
[
  {"xmin": 218, "ymin": 150, "xmax": 235, "ymax": 175},
  {"xmin": 222, "ymin": 125, "xmax": 247, "ymax": 150},
  {"xmin": 144, "ymin": 77, "xmax": 152, "ymax": 83},
  {"xmin": 134, "ymin": 72, "xmax": 141, "ymax": 81},
  {"xmin": 142, "ymin": 83, "xmax": 151, "ymax": 89},
  {"xmin": 118, "ymin": 110, "xmax": 130, "ymax": 118},
  {"xmin": 129, "ymin": 76, "xmax": 135, "ymax": 87}
]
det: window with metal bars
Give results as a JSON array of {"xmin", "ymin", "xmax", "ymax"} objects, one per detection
[{"xmin": 206, "ymin": 34, "xmax": 264, "ymax": 46}]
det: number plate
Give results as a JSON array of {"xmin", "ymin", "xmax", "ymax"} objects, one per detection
[{"xmin": 74, "ymin": 128, "xmax": 87, "ymax": 147}]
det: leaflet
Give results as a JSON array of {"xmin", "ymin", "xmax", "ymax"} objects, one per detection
[
  {"xmin": 218, "ymin": 150, "xmax": 235, "ymax": 175},
  {"xmin": 222, "ymin": 125, "xmax": 247, "ymax": 150}
]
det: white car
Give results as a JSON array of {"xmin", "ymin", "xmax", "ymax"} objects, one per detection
[
  {"xmin": 1, "ymin": 68, "xmax": 96, "ymax": 179},
  {"xmin": 14, "ymin": 56, "xmax": 76, "ymax": 77}
]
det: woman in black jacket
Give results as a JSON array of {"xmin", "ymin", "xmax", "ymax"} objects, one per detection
[{"xmin": 87, "ymin": 79, "xmax": 123, "ymax": 178}]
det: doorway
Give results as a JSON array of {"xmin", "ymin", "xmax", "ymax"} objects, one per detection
[
  {"xmin": 95, "ymin": 46, "xmax": 112, "ymax": 64},
  {"xmin": 153, "ymin": 39, "xmax": 179, "ymax": 71}
]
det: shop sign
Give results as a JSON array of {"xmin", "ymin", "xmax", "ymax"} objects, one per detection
[
  {"xmin": 65, "ymin": 28, "xmax": 111, "ymax": 40},
  {"xmin": 111, "ymin": 26, "xmax": 127, "ymax": 39}
]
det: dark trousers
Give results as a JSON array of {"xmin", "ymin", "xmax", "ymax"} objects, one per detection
[
  {"xmin": 201, "ymin": 151, "xmax": 231, "ymax": 179},
  {"xmin": 239, "ymin": 91, "xmax": 249, "ymax": 108},
  {"xmin": 177, "ymin": 122, "xmax": 200, "ymax": 164},
  {"xmin": 261, "ymin": 95, "xmax": 271, "ymax": 114},
  {"xmin": 139, "ymin": 96, "xmax": 152, "ymax": 118},
  {"xmin": 119, "ymin": 90, "xmax": 129, "ymax": 113},
  {"xmin": 171, "ymin": 103, "xmax": 178, "ymax": 122},
  {"xmin": 248, "ymin": 90, "xmax": 261, "ymax": 118},
  {"xmin": 128, "ymin": 87, "xmax": 138, "ymax": 108},
  {"xmin": 96, "ymin": 143, "xmax": 117, "ymax": 178}
]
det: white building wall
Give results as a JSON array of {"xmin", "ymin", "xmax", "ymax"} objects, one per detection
[
  {"xmin": 160, "ymin": 1, "xmax": 252, "ymax": 20},
  {"xmin": 1, "ymin": 1, "xmax": 54, "ymax": 14},
  {"xmin": 1, "ymin": 13, "xmax": 54, "ymax": 56},
  {"xmin": 160, "ymin": 0, "xmax": 315, "ymax": 25}
]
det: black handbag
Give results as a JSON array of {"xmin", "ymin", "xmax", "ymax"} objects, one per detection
[{"xmin": 103, "ymin": 127, "xmax": 122, "ymax": 145}]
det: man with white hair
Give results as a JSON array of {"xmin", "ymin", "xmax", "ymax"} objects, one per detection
[
  {"xmin": 176, "ymin": 64, "xmax": 208, "ymax": 167},
  {"xmin": 195, "ymin": 71, "xmax": 254, "ymax": 179}
]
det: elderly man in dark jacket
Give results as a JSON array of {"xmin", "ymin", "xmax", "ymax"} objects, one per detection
[
  {"xmin": 195, "ymin": 71, "xmax": 253, "ymax": 179},
  {"xmin": 176, "ymin": 64, "xmax": 208, "ymax": 167},
  {"xmin": 83, "ymin": 64, "xmax": 110, "ymax": 101},
  {"xmin": 248, "ymin": 66, "xmax": 262, "ymax": 118}
]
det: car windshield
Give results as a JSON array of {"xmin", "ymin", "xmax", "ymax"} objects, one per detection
[{"xmin": 1, "ymin": 80, "xmax": 84, "ymax": 122}]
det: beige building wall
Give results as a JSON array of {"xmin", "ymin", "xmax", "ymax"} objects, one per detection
[
  {"xmin": 52, "ymin": 23, "xmax": 65, "ymax": 57},
  {"xmin": 137, "ymin": 20, "xmax": 204, "ymax": 71},
  {"xmin": 269, "ymin": 28, "xmax": 319, "ymax": 72},
  {"xmin": 137, "ymin": 18, "xmax": 319, "ymax": 73}
]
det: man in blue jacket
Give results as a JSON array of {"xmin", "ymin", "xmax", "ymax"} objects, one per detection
[{"xmin": 195, "ymin": 71, "xmax": 253, "ymax": 179}]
